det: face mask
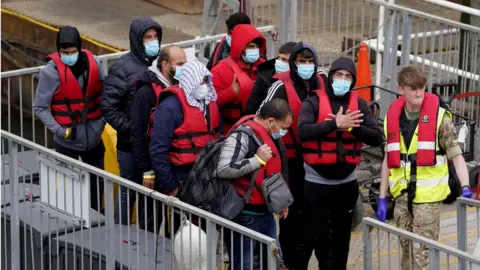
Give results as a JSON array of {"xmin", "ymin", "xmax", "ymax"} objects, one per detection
[
  {"xmin": 332, "ymin": 79, "xmax": 352, "ymax": 97},
  {"xmin": 174, "ymin": 65, "xmax": 183, "ymax": 81},
  {"xmin": 60, "ymin": 52, "xmax": 79, "ymax": 66},
  {"xmin": 269, "ymin": 120, "xmax": 288, "ymax": 140},
  {"xmin": 297, "ymin": 64, "xmax": 315, "ymax": 80},
  {"xmin": 144, "ymin": 39, "xmax": 159, "ymax": 57},
  {"xmin": 193, "ymin": 84, "xmax": 209, "ymax": 100},
  {"xmin": 242, "ymin": 48, "xmax": 260, "ymax": 63},
  {"xmin": 225, "ymin": 35, "xmax": 232, "ymax": 47},
  {"xmin": 274, "ymin": 59, "xmax": 290, "ymax": 73}
]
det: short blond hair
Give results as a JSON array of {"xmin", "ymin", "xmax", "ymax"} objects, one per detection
[{"xmin": 397, "ymin": 66, "xmax": 427, "ymax": 89}]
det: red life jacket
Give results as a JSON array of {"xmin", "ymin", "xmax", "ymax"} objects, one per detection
[
  {"xmin": 211, "ymin": 37, "xmax": 227, "ymax": 69},
  {"xmin": 302, "ymin": 90, "xmax": 362, "ymax": 165},
  {"xmin": 49, "ymin": 49, "xmax": 102, "ymax": 126},
  {"xmin": 273, "ymin": 71, "xmax": 326, "ymax": 158},
  {"xmin": 163, "ymin": 86, "xmax": 221, "ymax": 166},
  {"xmin": 147, "ymin": 82, "xmax": 165, "ymax": 142},
  {"xmin": 386, "ymin": 92, "xmax": 440, "ymax": 168},
  {"xmin": 229, "ymin": 115, "xmax": 282, "ymax": 205},
  {"xmin": 219, "ymin": 56, "xmax": 255, "ymax": 130}
]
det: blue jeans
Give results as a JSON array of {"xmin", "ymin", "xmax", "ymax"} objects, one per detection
[
  {"xmin": 115, "ymin": 150, "xmax": 141, "ymax": 225},
  {"xmin": 228, "ymin": 212, "xmax": 280, "ymax": 270}
]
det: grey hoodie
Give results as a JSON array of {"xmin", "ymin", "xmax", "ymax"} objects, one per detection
[{"xmin": 33, "ymin": 27, "xmax": 105, "ymax": 151}]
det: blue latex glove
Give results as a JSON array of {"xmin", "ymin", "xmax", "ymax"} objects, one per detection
[
  {"xmin": 377, "ymin": 198, "xmax": 387, "ymax": 222},
  {"xmin": 462, "ymin": 187, "xmax": 474, "ymax": 199}
]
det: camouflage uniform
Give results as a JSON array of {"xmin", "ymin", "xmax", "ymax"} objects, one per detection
[{"xmin": 394, "ymin": 114, "xmax": 462, "ymax": 270}]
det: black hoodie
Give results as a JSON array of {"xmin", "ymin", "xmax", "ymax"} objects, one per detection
[
  {"xmin": 297, "ymin": 57, "xmax": 383, "ymax": 180},
  {"xmin": 246, "ymin": 42, "xmax": 327, "ymax": 114},
  {"xmin": 56, "ymin": 26, "xmax": 87, "ymax": 84},
  {"xmin": 101, "ymin": 18, "xmax": 162, "ymax": 152}
]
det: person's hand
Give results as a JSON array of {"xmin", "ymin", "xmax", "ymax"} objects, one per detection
[
  {"xmin": 256, "ymin": 144, "xmax": 273, "ymax": 163},
  {"xmin": 462, "ymin": 187, "xmax": 474, "ymax": 199},
  {"xmin": 279, "ymin": 207, "xmax": 289, "ymax": 219},
  {"xmin": 231, "ymin": 74, "xmax": 240, "ymax": 94},
  {"xmin": 328, "ymin": 107, "xmax": 363, "ymax": 130},
  {"xmin": 377, "ymin": 197, "xmax": 387, "ymax": 222},
  {"xmin": 64, "ymin": 127, "xmax": 72, "ymax": 138},
  {"xmin": 169, "ymin": 188, "xmax": 179, "ymax": 197},
  {"xmin": 143, "ymin": 171, "xmax": 155, "ymax": 189}
]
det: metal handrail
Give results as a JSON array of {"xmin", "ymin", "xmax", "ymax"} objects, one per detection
[
  {"xmin": 363, "ymin": 217, "xmax": 480, "ymax": 265},
  {"xmin": 0, "ymin": 25, "xmax": 276, "ymax": 78},
  {"xmin": 0, "ymin": 130, "xmax": 276, "ymax": 244}
]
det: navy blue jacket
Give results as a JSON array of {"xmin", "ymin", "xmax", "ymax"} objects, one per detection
[
  {"xmin": 149, "ymin": 95, "xmax": 224, "ymax": 194},
  {"xmin": 101, "ymin": 18, "xmax": 162, "ymax": 152}
]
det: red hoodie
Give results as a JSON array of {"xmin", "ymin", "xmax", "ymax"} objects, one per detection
[{"xmin": 211, "ymin": 24, "xmax": 266, "ymax": 132}]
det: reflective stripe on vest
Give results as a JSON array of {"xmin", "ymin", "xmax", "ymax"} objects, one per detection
[
  {"xmin": 219, "ymin": 57, "xmax": 255, "ymax": 125},
  {"xmin": 385, "ymin": 106, "xmax": 451, "ymax": 203},
  {"xmin": 302, "ymin": 90, "xmax": 362, "ymax": 165},
  {"xmin": 163, "ymin": 86, "xmax": 221, "ymax": 166},
  {"xmin": 273, "ymin": 71, "xmax": 326, "ymax": 158},
  {"xmin": 229, "ymin": 118, "xmax": 283, "ymax": 205},
  {"xmin": 49, "ymin": 49, "xmax": 102, "ymax": 126}
]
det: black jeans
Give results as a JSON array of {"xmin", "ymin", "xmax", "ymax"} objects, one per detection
[
  {"xmin": 295, "ymin": 180, "xmax": 359, "ymax": 270},
  {"xmin": 55, "ymin": 142, "xmax": 105, "ymax": 212},
  {"xmin": 279, "ymin": 158, "xmax": 305, "ymax": 268}
]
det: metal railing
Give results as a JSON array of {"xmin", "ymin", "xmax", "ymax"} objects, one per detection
[
  {"xmin": 362, "ymin": 217, "xmax": 480, "ymax": 270},
  {"xmin": 0, "ymin": 25, "xmax": 275, "ymax": 149},
  {"xmin": 457, "ymin": 197, "xmax": 480, "ymax": 270},
  {"xmin": 1, "ymin": 130, "xmax": 279, "ymax": 270}
]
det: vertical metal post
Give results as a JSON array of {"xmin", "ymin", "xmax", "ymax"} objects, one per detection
[
  {"xmin": 375, "ymin": 1, "xmax": 386, "ymax": 89},
  {"xmin": 428, "ymin": 248, "xmax": 440, "ymax": 270},
  {"xmin": 363, "ymin": 222, "xmax": 373, "ymax": 270},
  {"xmin": 457, "ymin": 199, "xmax": 467, "ymax": 270},
  {"xmin": 9, "ymin": 140, "xmax": 20, "ymax": 270},
  {"xmin": 266, "ymin": 31, "xmax": 275, "ymax": 60},
  {"xmin": 105, "ymin": 179, "xmax": 116, "ymax": 269},
  {"xmin": 267, "ymin": 242, "xmax": 277, "ymax": 270},
  {"xmin": 206, "ymin": 220, "xmax": 217, "ymax": 270},
  {"xmin": 290, "ymin": 0, "xmax": 297, "ymax": 42},
  {"xmin": 401, "ymin": 11, "xmax": 411, "ymax": 67},
  {"xmin": 385, "ymin": 10, "xmax": 398, "ymax": 92},
  {"xmin": 278, "ymin": 0, "xmax": 289, "ymax": 45},
  {"xmin": 246, "ymin": 0, "xmax": 252, "ymax": 19}
]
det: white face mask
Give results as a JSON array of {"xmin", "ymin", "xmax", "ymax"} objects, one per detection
[{"xmin": 193, "ymin": 84, "xmax": 209, "ymax": 100}]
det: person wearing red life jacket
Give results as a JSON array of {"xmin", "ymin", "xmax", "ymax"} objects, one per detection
[
  {"xmin": 33, "ymin": 26, "xmax": 106, "ymax": 212},
  {"xmin": 206, "ymin": 12, "xmax": 251, "ymax": 70},
  {"xmin": 377, "ymin": 66, "xmax": 473, "ymax": 270},
  {"xmin": 211, "ymin": 24, "xmax": 267, "ymax": 133},
  {"xmin": 247, "ymin": 41, "xmax": 327, "ymax": 268},
  {"xmin": 217, "ymin": 98, "xmax": 291, "ymax": 270},
  {"xmin": 130, "ymin": 45, "xmax": 186, "ymax": 233},
  {"xmin": 295, "ymin": 57, "xmax": 383, "ymax": 269}
]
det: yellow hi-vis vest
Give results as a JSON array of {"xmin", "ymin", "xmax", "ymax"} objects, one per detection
[{"xmin": 384, "ymin": 107, "xmax": 451, "ymax": 203}]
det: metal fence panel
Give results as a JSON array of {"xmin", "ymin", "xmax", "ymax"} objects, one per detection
[
  {"xmin": 361, "ymin": 217, "xmax": 480, "ymax": 270},
  {"xmin": 1, "ymin": 130, "xmax": 279, "ymax": 270}
]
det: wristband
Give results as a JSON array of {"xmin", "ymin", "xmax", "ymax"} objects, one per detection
[
  {"xmin": 347, "ymin": 127, "xmax": 353, "ymax": 132},
  {"xmin": 461, "ymin": 185, "xmax": 471, "ymax": 190},
  {"xmin": 64, "ymin": 129, "xmax": 70, "ymax": 138},
  {"xmin": 255, "ymin": 154, "xmax": 266, "ymax": 166}
]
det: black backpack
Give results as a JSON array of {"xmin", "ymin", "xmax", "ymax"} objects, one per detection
[{"xmin": 179, "ymin": 126, "xmax": 262, "ymax": 216}]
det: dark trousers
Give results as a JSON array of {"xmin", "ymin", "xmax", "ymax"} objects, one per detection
[
  {"xmin": 279, "ymin": 158, "xmax": 305, "ymax": 268},
  {"xmin": 295, "ymin": 180, "xmax": 359, "ymax": 270},
  {"xmin": 55, "ymin": 142, "xmax": 105, "ymax": 212}
]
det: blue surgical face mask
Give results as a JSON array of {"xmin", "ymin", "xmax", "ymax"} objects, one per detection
[
  {"xmin": 270, "ymin": 120, "xmax": 288, "ymax": 139},
  {"xmin": 144, "ymin": 39, "xmax": 159, "ymax": 57},
  {"xmin": 174, "ymin": 65, "xmax": 183, "ymax": 81},
  {"xmin": 296, "ymin": 64, "xmax": 315, "ymax": 80},
  {"xmin": 60, "ymin": 52, "xmax": 79, "ymax": 66},
  {"xmin": 332, "ymin": 79, "xmax": 352, "ymax": 97},
  {"xmin": 242, "ymin": 48, "xmax": 260, "ymax": 63},
  {"xmin": 225, "ymin": 35, "xmax": 232, "ymax": 47},
  {"xmin": 275, "ymin": 59, "xmax": 290, "ymax": 73}
]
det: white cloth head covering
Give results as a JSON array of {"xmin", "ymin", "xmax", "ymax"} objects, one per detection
[{"xmin": 178, "ymin": 61, "xmax": 217, "ymax": 112}]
